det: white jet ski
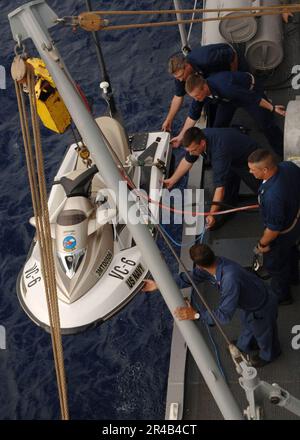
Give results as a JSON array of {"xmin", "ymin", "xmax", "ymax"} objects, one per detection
[{"xmin": 17, "ymin": 116, "xmax": 171, "ymax": 334}]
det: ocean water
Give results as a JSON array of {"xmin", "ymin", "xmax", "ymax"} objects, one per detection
[{"xmin": 0, "ymin": 0, "xmax": 201, "ymax": 419}]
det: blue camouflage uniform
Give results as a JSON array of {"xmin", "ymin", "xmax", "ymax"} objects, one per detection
[
  {"xmin": 175, "ymin": 257, "xmax": 281, "ymax": 361},
  {"xmin": 258, "ymin": 161, "xmax": 300, "ymax": 302},
  {"xmin": 188, "ymin": 71, "xmax": 283, "ymax": 157},
  {"xmin": 184, "ymin": 128, "xmax": 260, "ymax": 205}
]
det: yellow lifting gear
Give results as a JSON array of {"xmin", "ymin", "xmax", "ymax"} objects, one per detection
[{"xmin": 26, "ymin": 58, "xmax": 71, "ymax": 134}]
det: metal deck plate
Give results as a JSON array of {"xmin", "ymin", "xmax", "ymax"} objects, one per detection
[{"xmin": 212, "ymin": 237, "xmax": 259, "ymax": 268}]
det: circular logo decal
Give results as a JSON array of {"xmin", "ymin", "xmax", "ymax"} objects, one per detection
[{"xmin": 63, "ymin": 235, "xmax": 77, "ymax": 251}]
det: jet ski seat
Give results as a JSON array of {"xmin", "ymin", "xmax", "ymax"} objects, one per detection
[{"xmin": 95, "ymin": 116, "xmax": 130, "ymax": 165}]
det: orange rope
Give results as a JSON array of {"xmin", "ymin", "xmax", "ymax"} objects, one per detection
[
  {"xmin": 87, "ymin": 4, "xmax": 300, "ymax": 15},
  {"xmin": 101, "ymin": 11, "xmax": 289, "ymax": 32}
]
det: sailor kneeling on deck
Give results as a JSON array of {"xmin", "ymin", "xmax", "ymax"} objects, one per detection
[
  {"xmin": 143, "ymin": 244, "xmax": 281, "ymax": 368},
  {"xmin": 248, "ymin": 149, "xmax": 300, "ymax": 305},
  {"xmin": 164, "ymin": 127, "xmax": 260, "ymax": 230}
]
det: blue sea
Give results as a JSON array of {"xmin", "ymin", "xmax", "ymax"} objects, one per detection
[{"xmin": 0, "ymin": 0, "xmax": 201, "ymax": 419}]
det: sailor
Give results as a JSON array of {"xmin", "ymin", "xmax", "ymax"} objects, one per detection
[
  {"xmin": 164, "ymin": 127, "xmax": 260, "ymax": 230},
  {"xmin": 171, "ymin": 72, "xmax": 285, "ymax": 158},
  {"xmin": 142, "ymin": 244, "xmax": 281, "ymax": 368},
  {"xmin": 162, "ymin": 43, "xmax": 245, "ymax": 132},
  {"xmin": 248, "ymin": 149, "xmax": 300, "ymax": 305}
]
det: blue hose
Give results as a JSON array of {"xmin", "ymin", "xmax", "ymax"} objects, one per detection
[{"xmin": 159, "ymin": 223, "xmax": 207, "ymax": 248}]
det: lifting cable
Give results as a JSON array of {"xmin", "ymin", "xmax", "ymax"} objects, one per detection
[
  {"xmin": 56, "ymin": 4, "xmax": 300, "ymax": 32},
  {"xmin": 13, "ymin": 54, "xmax": 69, "ymax": 420}
]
